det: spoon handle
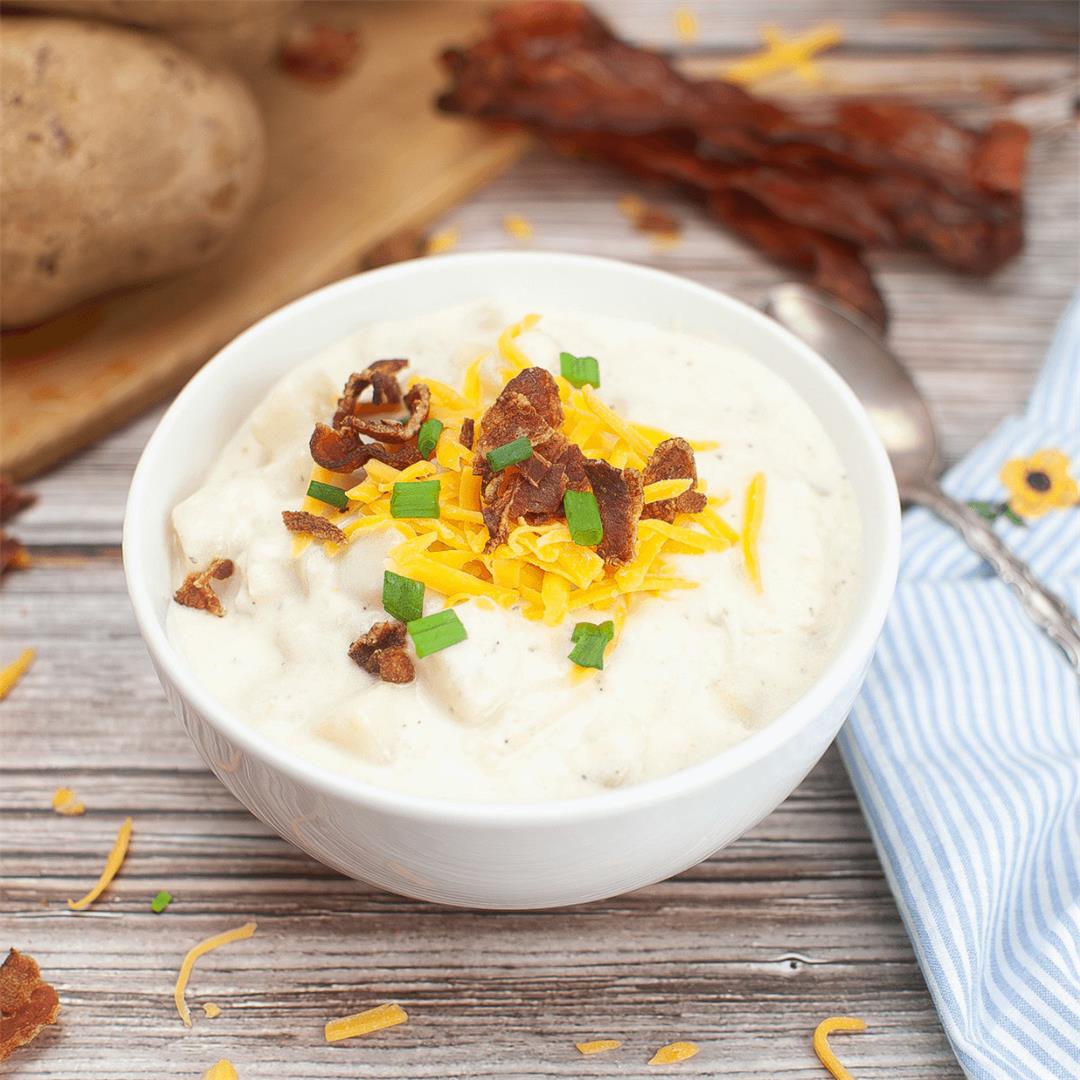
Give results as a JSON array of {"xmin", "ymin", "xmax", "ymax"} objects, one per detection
[{"xmin": 908, "ymin": 480, "xmax": 1080, "ymax": 674}]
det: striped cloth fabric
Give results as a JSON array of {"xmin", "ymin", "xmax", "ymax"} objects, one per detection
[{"xmin": 838, "ymin": 295, "xmax": 1080, "ymax": 1080}]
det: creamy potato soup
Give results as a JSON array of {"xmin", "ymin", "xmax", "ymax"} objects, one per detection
[{"xmin": 168, "ymin": 302, "xmax": 861, "ymax": 802}]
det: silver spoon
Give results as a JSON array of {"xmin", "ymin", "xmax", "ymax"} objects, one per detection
[{"xmin": 766, "ymin": 282, "xmax": 1080, "ymax": 673}]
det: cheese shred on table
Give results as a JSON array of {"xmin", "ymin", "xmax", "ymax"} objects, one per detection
[
  {"xmin": 576, "ymin": 1039, "xmax": 622, "ymax": 1055},
  {"xmin": 293, "ymin": 315, "xmax": 754, "ymax": 643},
  {"xmin": 813, "ymin": 1015, "xmax": 867, "ymax": 1080},
  {"xmin": 51, "ymin": 787, "xmax": 86, "ymax": 815},
  {"xmin": 67, "ymin": 817, "xmax": 133, "ymax": 911},
  {"xmin": 648, "ymin": 1040, "xmax": 700, "ymax": 1065},
  {"xmin": 0, "ymin": 647, "xmax": 35, "ymax": 700},
  {"xmin": 173, "ymin": 922, "xmax": 257, "ymax": 1028},
  {"xmin": 324, "ymin": 1002, "xmax": 408, "ymax": 1043}
]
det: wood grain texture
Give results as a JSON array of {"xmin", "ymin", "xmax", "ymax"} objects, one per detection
[
  {"xmin": 2, "ymin": 2, "xmax": 1077, "ymax": 1076},
  {"xmin": 0, "ymin": 1, "xmax": 526, "ymax": 481}
]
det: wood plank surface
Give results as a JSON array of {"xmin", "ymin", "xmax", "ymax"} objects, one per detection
[
  {"xmin": 0, "ymin": 0, "xmax": 526, "ymax": 481},
  {"xmin": 2, "ymin": 2, "xmax": 1077, "ymax": 1077}
]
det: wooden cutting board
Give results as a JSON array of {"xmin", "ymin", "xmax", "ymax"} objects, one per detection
[{"xmin": 0, "ymin": 1, "xmax": 525, "ymax": 480}]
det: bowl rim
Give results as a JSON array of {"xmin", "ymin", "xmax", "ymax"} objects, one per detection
[{"xmin": 123, "ymin": 251, "xmax": 900, "ymax": 828}]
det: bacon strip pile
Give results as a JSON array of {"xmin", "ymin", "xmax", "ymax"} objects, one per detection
[{"xmin": 437, "ymin": 1, "xmax": 1030, "ymax": 326}]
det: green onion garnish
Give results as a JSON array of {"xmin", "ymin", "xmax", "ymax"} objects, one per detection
[
  {"xmin": 390, "ymin": 479, "xmax": 441, "ymax": 519},
  {"xmin": 486, "ymin": 436, "xmax": 533, "ymax": 473},
  {"xmin": 563, "ymin": 489, "xmax": 604, "ymax": 546},
  {"xmin": 417, "ymin": 418, "xmax": 444, "ymax": 459},
  {"xmin": 383, "ymin": 570, "xmax": 424, "ymax": 623},
  {"xmin": 407, "ymin": 608, "xmax": 467, "ymax": 658},
  {"xmin": 560, "ymin": 351, "xmax": 600, "ymax": 389},
  {"xmin": 150, "ymin": 889, "xmax": 173, "ymax": 914},
  {"xmin": 569, "ymin": 620, "xmax": 614, "ymax": 670},
  {"xmin": 306, "ymin": 479, "xmax": 349, "ymax": 511}
]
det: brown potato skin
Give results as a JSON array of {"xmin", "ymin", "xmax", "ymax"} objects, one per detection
[
  {"xmin": 6, "ymin": 1, "xmax": 299, "ymax": 69},
  {"xmin": 1, "ymin": 16, "xmax": 265, "ymax": 328}
]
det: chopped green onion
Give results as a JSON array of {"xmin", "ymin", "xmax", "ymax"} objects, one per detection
[
  {"xmin": 150, "ymin": 889, "xmax": 173, "ymax": 914},
  {"xmin": 569, "ymin": 620, "xmax": 614, "ymax": 670},
  {"xmin": 407, "ymin": 608, "xmax": 467, "ymax": 658},
  {"xmin": 486, "ymin": 436, "xmax": 533, "ymax": 473},
  {"xmin": 560, "ymin": 351, "xmax": 600, "ymax": 389},
  {"xmin": 417, "ymin": 418, "xmax": 444, "ymax": 459},
  {"xmin": 383, "ymin": 570, "xmax": 425, "ymax": 623},
  {"xmin": 563, "ymin": 489, "xmax": 604, "ymax": 546},
  {"xmin": 306, "ymin": 479, "xmax": 349, "ymax": 511},
  {"xmin": 390, "ymin": 479, "xmax": 440, "ymax": 519}
]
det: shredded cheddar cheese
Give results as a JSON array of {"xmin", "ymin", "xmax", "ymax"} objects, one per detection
[
  {"xmin": 577, "ymin": 1039, "xmax": 622, "ymax": 1055},
  {"xmin": 324, "ymin": 1002, "xmax": 408, "ymax": 1043},
  {"xmin": 726, "ymin": 23, "xmax": 842, "ymax": 87},
  {"xmin": 503, "ymin": 213, "xmax": 534, "ymax": 241},
  {"xmin": 425, "ymin": 227, "xmax": 459, "ymax": 255},
  {"xmin": 648, "ymin": 1041, "xmax": 700, "ymax": 1065},
  {"xmin": 813, "ymin": 1015, "xmax": 867, "ymax": 1080},
  {"xmin": 0, "ymin": 647, "xmax": 35, "ymax": 700},
  {"xmin": 741, "ymin": 472, "xmax": 766, "ymax": 592},
  {"xmin": 202, "ymin": 1061, "xmax": 238, "ymax": 1080},
  {"xmin": 673, "ymin": 6, "xmax": 698, "ymax": 41},
  {"xmin": 67, "ymin": 817, "xmax": 132, "ymax": 911},
  {"xmin": 51, "ymin": 787, "xmax": 85, "ymax": 816},
  {"xmin": 290, "ymin": 315, "xmax": 754, "ymax": 655},
  {"xmin": 174, "ymin": 922, "xmax": 257, "ymax": 1028}
]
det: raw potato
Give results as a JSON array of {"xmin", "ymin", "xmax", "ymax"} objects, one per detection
[
  {"xmin": 0, "ymin": 17, "xmax": 266, "ymax": 328},
  {"xmin": 7, "ymin": 1, "xmax": 298, "ymax": 69}
]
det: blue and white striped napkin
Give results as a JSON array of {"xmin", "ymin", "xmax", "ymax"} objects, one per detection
[{"xmin": 838, "ymin": 295, "xmax": 1080, "ymax": 1080}]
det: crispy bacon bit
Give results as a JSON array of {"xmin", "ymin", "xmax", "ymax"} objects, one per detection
[
  {"xmin": 437, "ymin": 2, "xmax": 1029, "ymax": 325},
  {"xmin": 344, "ymin": 383, "xmax": 431, "ymax": 443},
  {"xmin": 282, "ymin": 511, "xmax": 346, "ymax": 545},
  {"xmin": 174, "ymin": 559, "xmax": 234, "ymax": 617},
  {"xmin": 1, "ymin": 533, "xmax": 30, "ymax": 576},
  {"xmin": 474, "ymin": 367, "xmax": 588, "ymax": 547},
  {"xmin": 333, "ymin": 359, "xmax": 409, "ymax": 426},
  {"xmin": 0, "ymin": 478, "xmax": 36, "ymax": 523},
  {"xmin": 641, "ymin": 437, "xmax": 707, "ymax": 523},
  {"xmin": 279, "ymin": 23, "xmax": 362, "ymax": 85},
  {"xmin": 583, "ymin": 459, "xmax": 643, "ymax": 567},
  {"xmin": 0, "ymin": 948, "xmax": 60, "ymax": 1061},
  {"xmin": 348, "ymin": 621, "xmax": 415, "ymax": 684},
  {"xmin": 310, "ymin": 424, "xmax": 423, "ymax": 473},
  {"xmin": 459, "ymin": 417, "xmax": 475, "ymax": 450}
]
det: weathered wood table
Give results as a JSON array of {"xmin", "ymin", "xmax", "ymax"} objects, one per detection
[{"xmin": 2, "ymin": 3, "xmax": 1076, "ymax": 1076}]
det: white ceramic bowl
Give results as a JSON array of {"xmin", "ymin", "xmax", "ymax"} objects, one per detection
[{"xmin": 124, "ymin": 252, "xmax": 899, "ymax": 909}]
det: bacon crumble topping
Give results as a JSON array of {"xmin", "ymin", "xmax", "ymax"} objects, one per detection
[
  {"xmin": 474, "ymin": 367, "xmax": 589, "ymax": 548},
  {"xmin": 174, "ymin": 559, "xmax": 234, "ymax": 617},
  {"xmin": 311, "ymin": 361, "xmax": 428, "ymax": 473},
  {"xmin": 282, "ymin": 510, "xmax": 347, "ymax": 545},
  {"xmin": 641, "ymin": 437, "xmax": 707, "ymax": 523},
  {"xmin": 0, "ymin": 948, "xmax": 60, "ymax": 1061},
  {"xmin": 348, "ymin": 620, "xmax": 415, "ymax": 684},
  {"xmin": 583, "ymin": 458, "xmax": 644, "ymax": 566},
  {"xmin": 459, "ymin": 417, "xmax": 475, "ymax": 450}
]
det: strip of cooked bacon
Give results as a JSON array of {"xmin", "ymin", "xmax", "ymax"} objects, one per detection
[
  {"xmin": 174, "ymin": 559, "xmax": 234, "ymax": 617},
  {"xmin": 282, "ymin": 511, "xmax": 347, "ymax": 545},
  {"xmin": 348, "ymin": 621, "xmax": 415, "ymax": 684},
  {"xmin": 641, "ymin": 437, "xmax": 707, "ymax": 523},
  {"xmin": 0, "ymin": 948, "xmax": 60, "ymax": 1061},
  {"xmin": 343, "ymin": 383, "xmax": 431, "ymax": 443},
  {"xmin": 583, "ymin": 458, "xmax": 644, "ymax": 567}
]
